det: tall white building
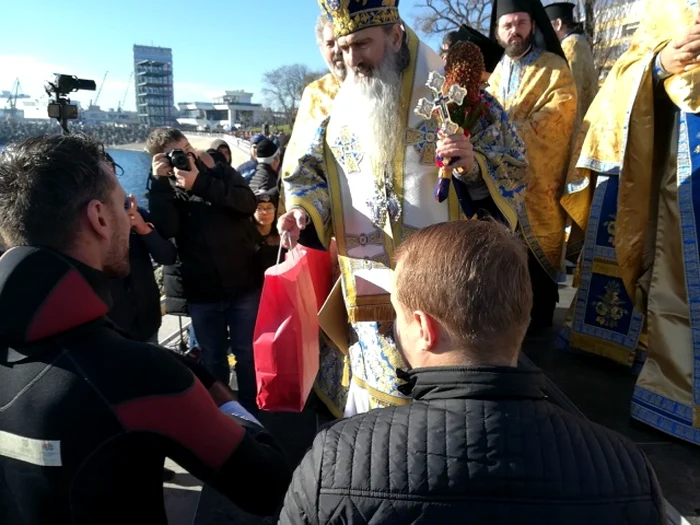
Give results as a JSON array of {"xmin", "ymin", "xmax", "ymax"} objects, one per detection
[{"xmin": 133, "ymin": 45, "xmax": 176, "ymax": 127}]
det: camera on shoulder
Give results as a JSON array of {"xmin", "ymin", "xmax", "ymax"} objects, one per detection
[{"xmin": 166, "ymin": 149, "xmax": 191, "ymax": 171}]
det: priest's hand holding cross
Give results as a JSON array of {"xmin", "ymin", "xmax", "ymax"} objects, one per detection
[
  {"xmin": 415, "ymin": 71, "xmax": 475, "ymax": 202},
  {"xmin": 436, "ymin": 134, "xmax": 474, "ymax": 173}
]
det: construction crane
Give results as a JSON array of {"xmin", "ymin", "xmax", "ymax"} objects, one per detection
[
  {"xmin": 117, "ymin": 71, "xmax": 134, "ymax": 113},
  {"xmin": 4, "ymin": 78, "xmax": 22, "ymax": 120},
  {"xmin": 93, "ymin": 71, "xmax": 108, "ymax": 107}
]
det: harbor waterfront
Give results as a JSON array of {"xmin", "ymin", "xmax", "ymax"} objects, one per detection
[
  {"xmin": 1, "ymin": 133, "xmax": 251, "ymax": 205},
  {"xmin": 110, "ymin": 133, "xmax": 250, "ymax": 201}
]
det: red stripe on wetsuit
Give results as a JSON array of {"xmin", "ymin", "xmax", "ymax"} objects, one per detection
[{"xmin": 114, "ymin": 379, "xmax": 244, "ymax": 470}]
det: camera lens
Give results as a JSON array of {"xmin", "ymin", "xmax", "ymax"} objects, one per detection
[{"xmin": 168, "ymin": 150, "xmax": 190, "ymax": 171}]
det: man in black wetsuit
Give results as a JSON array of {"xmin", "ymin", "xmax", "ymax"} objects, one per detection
[{"xmin": 0, "ymin": 135, "xmax": 291, "ymax": 525}]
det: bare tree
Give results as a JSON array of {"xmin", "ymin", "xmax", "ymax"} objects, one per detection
[
  {"xmin": 262, "ymin": 65, "xmax": 325, "ymax": 126},
  {"xmin": 413, "ymin": 0, "xmax": 642, "ymax": 85},
  {"xmin": 413, "ymin": 0, "xmax": 491, "ymax": 38},
  {"xmin": 583, "ymin": 0, "xmax": 643, "ymax": 80},
  {"xmin": 257, "ymin": 106, "xmax": 276, "ymax": 127}
]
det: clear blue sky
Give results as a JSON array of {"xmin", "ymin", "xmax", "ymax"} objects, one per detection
[{"xmin": 0, "ymin": 0, "xmax": 442, "ymax": 111}]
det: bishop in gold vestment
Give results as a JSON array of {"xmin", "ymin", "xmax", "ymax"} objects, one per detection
[
  {"xmin": 489, "ymin": 0, "xmax": 578, "ymax": 330},
  {"xmin": 281, "ymin": 0, "xmax": 528, "ymax": 417},
  {"xmin": 560, "ymin": 0, "xmax": 700, "ymax": 445}
]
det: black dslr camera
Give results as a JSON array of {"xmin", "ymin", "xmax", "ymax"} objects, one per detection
[{"xmin": 167, "ymin": 149, "xmax": 191, "ymax": 171}]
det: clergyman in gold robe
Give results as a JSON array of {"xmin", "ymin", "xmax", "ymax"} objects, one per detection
[
  {"xmin": 279, "ymin": 0, "xmax": 528, "ymax": 418},
  {"xmin": 488, "ymin": 0, "xmax": 578, "ymax": 334},
  {"xmin": 545, "ymin": 2, "xmax": 598, "ymax": 126},
  {"xmin": 559, "ymin": 0, "xmax": 700, "ymax": 445},
  {"xmin": 279, "ymin": 14, "xmax": 346, "ymax": 212}
]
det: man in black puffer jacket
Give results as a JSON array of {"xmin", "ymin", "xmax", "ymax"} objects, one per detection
[{"xmin": 279, "ymin": 220, "xmax": 666, "ymax": 525}]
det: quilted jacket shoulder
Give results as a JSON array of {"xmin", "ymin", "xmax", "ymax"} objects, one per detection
[{"xmin": 279, "ymin": 367, "xmax": 666, "ymax": 525}]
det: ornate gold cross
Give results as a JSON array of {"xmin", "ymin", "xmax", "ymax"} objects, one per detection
[{"xmin": 414, "ymin": 71, "xmax": 467, "ymax": 136}]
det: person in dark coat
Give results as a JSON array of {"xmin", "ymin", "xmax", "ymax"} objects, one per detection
[
  {"xmin": 206, "ymin": 147, "xmax": 229, "ymax": 167},
  {"xmin": 279, "ymin": 220, "xmax": 666, "ymax": 525},
  {"xmin": 108, "ymin": 196, "xmax": 177, "ymax": 343},
  {"xmin": 236, "ymin": 134, "xmax": 265, "ymax": 181},
  {"xmin": 146, "ymin": 128, "xmax": 261, "ymax": 412},
  {"xmin": 249, "ymin": 139, "xmax": 280, "ymax": 197},
  {"xmin": 253, "ymin": 190, "xmax": 284, "ymax": 271},
  {"xmin": 210, "ymin": 139, "xmax": 232, "ymax": 165},
  {"xmin": 104, "ymin": 154, "xmax": 177, "ymax": 343}
]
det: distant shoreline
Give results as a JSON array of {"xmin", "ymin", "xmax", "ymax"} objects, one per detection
[{"xmin": 109, "ymin": 142, "xmax": 146, "ymax": 152}]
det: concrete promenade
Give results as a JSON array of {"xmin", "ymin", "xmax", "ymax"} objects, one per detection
[
  {"xmin": 111, "ymin": 133, "xmax": 252, "ymax": 167},
  {"xmin": 184, "ymin": 132, "xmax": 251, "ymax": 167}
]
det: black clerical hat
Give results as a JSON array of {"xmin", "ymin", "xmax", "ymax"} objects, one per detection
[
  {"xmin": 544, "ymin": 2, "xmax": 576, "ymax": 20},
  {"xmin": 489, "ymin": 0, "xmax": 567, "ymax": 62},
  {"xmin": 494, "ymin": 0, "xmax": 534, "ymax": 18},
  {"xmin": 455, "ymin": 25, "xmax": 505, "ymax": 73}
]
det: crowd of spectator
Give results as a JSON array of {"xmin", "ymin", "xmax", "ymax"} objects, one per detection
[{"xmin": 0, "ymin": 120, "xmax": 151, "ymax": 146}]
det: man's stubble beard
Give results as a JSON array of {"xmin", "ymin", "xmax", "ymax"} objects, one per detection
[
  {"xmin": 103, "ymin": 208, "xmax": 131, "ymax": 279},
  {"xmin": 333, "ymin": 43, "xmax": 403, "ymax": 170}
]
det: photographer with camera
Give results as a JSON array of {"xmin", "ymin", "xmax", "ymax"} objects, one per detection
[{"xmin": 146, "ymin": 128, "xmax": 262, "ymax": 412}]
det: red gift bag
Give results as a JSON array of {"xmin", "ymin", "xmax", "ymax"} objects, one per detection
[
  {"xmin": 253, "ymin": 246, "xmax": 321, "ymax": 412},
  {"xmin": 292, "ymin": 246, "xmax": 332, "ymax": 312}
]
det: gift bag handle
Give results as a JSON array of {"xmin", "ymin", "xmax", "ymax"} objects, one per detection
[{"xmin": 277, "ymin": 232, "xmax": 298, "ymax": 266}]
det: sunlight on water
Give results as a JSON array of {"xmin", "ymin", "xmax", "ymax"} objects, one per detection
[{"xmin": 0, "ymin": 145, "xmax": 153, "ymax": 209}]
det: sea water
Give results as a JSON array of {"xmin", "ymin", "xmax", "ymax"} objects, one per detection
[
  {"xmin": 0, "ymin": 145, "xmax": 153, "ymax": 210},
  {"xmin": 108, "ymin": 149, "xmax": 153, "ymax": 207}
]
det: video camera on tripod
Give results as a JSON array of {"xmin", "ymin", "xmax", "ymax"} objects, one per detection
[{"xmin": 45, "ymin": 74, "xmax": 96, "ymax": 134}]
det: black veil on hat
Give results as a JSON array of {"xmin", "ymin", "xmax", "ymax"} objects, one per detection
[
  {"xmin": 489, "ymin": 0, "xmax": 567, "ymax": 62},
  {"xmin": 455, "ymin": 25, "xmax": 505, "ymax": 73}
]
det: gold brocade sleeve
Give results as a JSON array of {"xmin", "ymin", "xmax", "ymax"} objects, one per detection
[
  {"xmin": 562, "ymin": 35, "xmax": 598, "ymax": 127},
  {"xmin": 470, "ymin": 91, "xmax": 529, "ymax": 230},
  {"xmin": 514, "ymin": 57, "xmax": 577, "ymax": 166},
  {"xmin": 283, "ymin": 119, "xmax": 334, "ymax": 250},
  {"xmin": 665, "ymin": 68, "xmax": 700, "ymax": 114},
  {"xmin": 280, "ymin": 74, "xmax": 340, "ymax": 214},
  {"xmin": 561, "ymin": 0, "xmax": 695, "ymax": 296}
]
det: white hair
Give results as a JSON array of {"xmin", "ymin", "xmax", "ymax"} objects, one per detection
[
  {"xmin": 315, "ymin": 14, "xmax": 329, "ymax": 49},
  {"xmin": 333, "ymin": 35, "xmax": 403, "ymax": 171}
]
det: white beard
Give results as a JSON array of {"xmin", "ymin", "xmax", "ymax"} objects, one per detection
[{"xmin": 332, "ymin": 48, "xmax": 403, "ymax": 171}]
